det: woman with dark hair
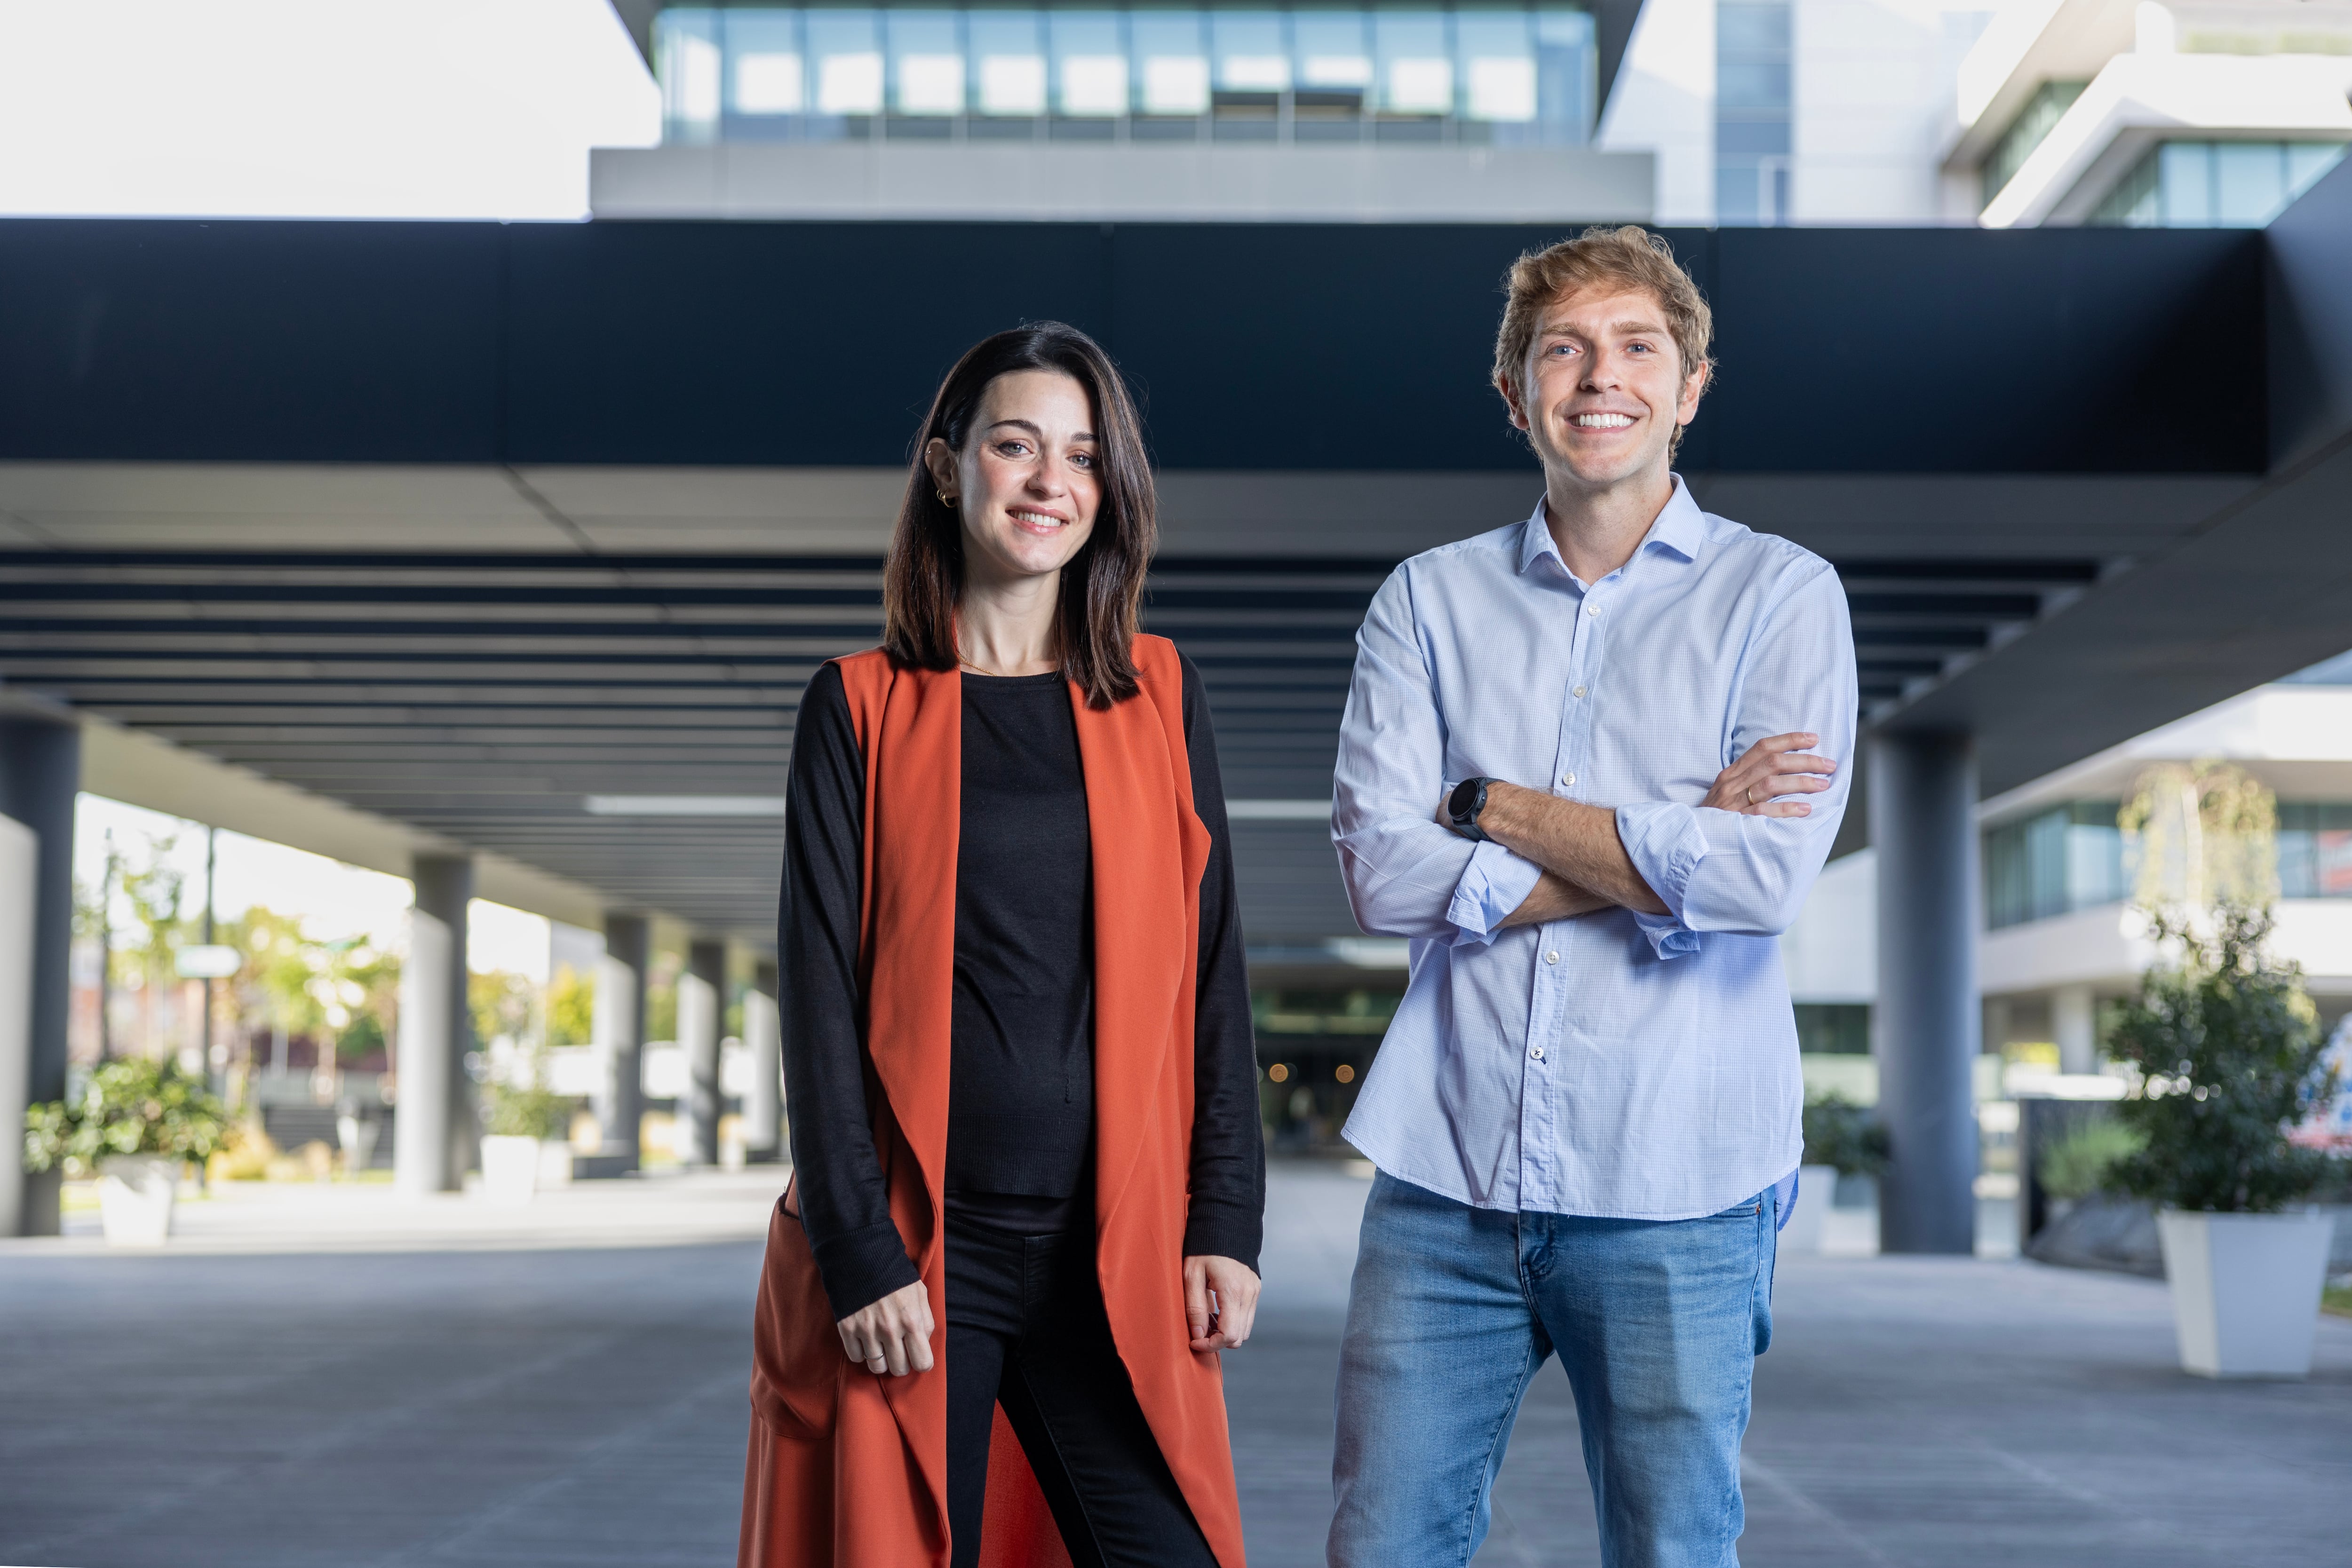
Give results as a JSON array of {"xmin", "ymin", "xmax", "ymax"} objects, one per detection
[{"xmin": 739, "ymin": 323, "xmax": 1263, "ymax": 1568}]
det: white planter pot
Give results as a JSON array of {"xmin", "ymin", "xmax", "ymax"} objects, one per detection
[
  {"xmin": 479, "ymin": 1135, "xmax": 542, "ymax": 1207},
  {"xmin": 2157, "ymin": 1208, "xmax": 2336, "ymax": 1378},
  {"xmin": 1778, "ymin": 1164, "xmax": 1841, "ymax": 1254},
  {"xmin": 336, "ymin": 1113, "xmax": 379, "ymax": 1175},
  {"xmin": 97, "ymin": 1154, "xmax": 180, "ymax": 1246}
]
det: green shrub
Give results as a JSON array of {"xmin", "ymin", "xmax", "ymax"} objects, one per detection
[
  {"xmin": 2106, "ymin": 903, "xmax": 2335, "ymax": 1212},
  {"xmin": 1802, "ymin": 1091, "xmax": 1890, "ymax": 1177},
  {"xmin": 23, "ymin": 1058, "xmax": 229, "ymax": 1177},
  {"xmin": 482, "ymin": 1081, "xmax": 571, "ymax": 1140},
  {"xmin": 2038, "ymin": 1118, "xmax": 2146, "ymax": 1201}
]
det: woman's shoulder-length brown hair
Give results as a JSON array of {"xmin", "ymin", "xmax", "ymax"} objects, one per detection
[{"xmin": 881, "ymin": 321, "xmax": 1156, "ymax": 709}]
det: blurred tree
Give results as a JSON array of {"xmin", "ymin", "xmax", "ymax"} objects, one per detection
[
  {"xmin": 469, "ymin": 969, "xmax": 538, "ymax": 1051},
  {"xmin": 645, "ymin": 950, "xmax": 682, "ymax": 1043},
  {"xmin": 117, "ymin": 833, "xmax": 186, "ymax": 1060},
  {"xmin": 545, "ymin": 963, "xmax": 595, "ymax": 1048},
  {"xmin": 227, "ymin": 909, "xmax": 397, "ymax": 1071},
  {"xmin": 72, "ymin": 854, "xmax": 115, "ymax": 1061}
]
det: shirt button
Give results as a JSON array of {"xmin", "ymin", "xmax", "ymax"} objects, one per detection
[
  {"xmin": 1530, "ymin": 1045, "xmax": 1546, "ymax": 1061},
  {"xmin": 1585, "ymin": 602, "xmax": 1600, "ymax": 617},
  {"xmin": 1573, "ymin": 685, "xmax": 1587, "ymax": 698},
  {"xmin": 1545, "ymin": 950, "xmax": 1560, "ymax": 965}
]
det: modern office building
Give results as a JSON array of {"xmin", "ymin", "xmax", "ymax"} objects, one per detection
[
  {"xmin": 593, "ymin": 1, "xmax": 1657, "ymax": 219},
  {"xmin": 1952, "ymin": 0, "xmax": 2352, "ymax": 227},
  {"xmin": 595, "ymin": 0, "xmax": 2351, "ymax": 225}
]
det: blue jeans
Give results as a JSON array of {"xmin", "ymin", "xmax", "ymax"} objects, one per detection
[{"xmin": 1327, "ymin": 1173, "xmax": 1776, "ymax": 1568}]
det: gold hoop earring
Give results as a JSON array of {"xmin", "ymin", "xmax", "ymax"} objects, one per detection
[{"xmin": 937, "ymin": 490, "xmax": 954, "ymax": 508}]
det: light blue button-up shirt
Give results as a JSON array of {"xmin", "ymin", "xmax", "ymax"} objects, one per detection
[{"xmin": 1332, "ymin": 480, "xmax": 1856, "ymax": 1220}]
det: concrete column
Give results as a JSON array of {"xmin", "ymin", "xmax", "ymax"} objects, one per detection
[
  {"xmin": 0, "ymin": 719, "xmax": 79, "ymax": 1237},
  {"xmin": 394, "ymin": 855, "xmax": 473, "ymax": 1196},
  {"xmin": 1869, "ymin": 730, "xmax": 1980, "ymax": 1255},
  {"xmin": 679, "ymin": 937, "xmax": 725, "ymax": 1166},
  {"xmin": 2052, "ymin": 984, "xmax": 2098, "ymax": 1075},
  {"xmin": 742, "ymin": 958, "xmax": 783, "ymax": 1164},
  {"xmin": 591, "ymin": 913, "xmax": 649, "ymax": 1171}
]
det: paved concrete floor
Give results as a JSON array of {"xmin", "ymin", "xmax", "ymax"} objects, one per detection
[{"xmin": 1, "ymin": 1165, "xmax": 2345, "ymax": 1568}]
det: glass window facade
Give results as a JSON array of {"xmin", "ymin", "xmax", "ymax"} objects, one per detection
[
  {"xmin": 1985, "ymin": 797, "xmax": 2352, "ymax": 927},
  {"xmin": 1715, "ymin": 0, "xmax": 1791, "ymax": 225},
  {"xmin": 1984, "ymin": 802, "xmax": 2126, "ymax": 931},
  {"xmin": 656, "ymin": 5, "xmax": 1597, "ymax": 145},
  {"xmin": 2279, "ymin": 803, "xmax": 2352, "ymax": 899},
  {"xmin": 1979, "ymin": 79, "xmax": 2086, "ymax": 208},
  {"xmin": 1796, "ymin": 1003, "xmax": 1870, "ymax": 1055},
  {"xmin": 2089, "ymin": 139, "xmax": 2348, "ymax": 227}
]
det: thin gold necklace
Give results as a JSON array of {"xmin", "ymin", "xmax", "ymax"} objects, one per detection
[{"xmin": 959, "ymin": 656, "xmax": 1044, "ymax": 678}]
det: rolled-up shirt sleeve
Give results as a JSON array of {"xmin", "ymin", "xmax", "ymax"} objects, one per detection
[
  {"xmin": 1615, "ymin": 562, "xmax": 1857, "ymax": 938},
  {"xmin": 1335, "ymin": 569, "xmax": 1542, "ymax": 945}
]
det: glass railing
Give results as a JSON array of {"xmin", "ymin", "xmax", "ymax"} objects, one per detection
[{"xmin": 654, "ymin": 4, "xmax": 1597, "ymax": 147}]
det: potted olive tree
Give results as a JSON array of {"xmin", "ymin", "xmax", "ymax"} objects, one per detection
[
  {"xmin": 2108, "ymin": 764, "xmax": 2339, "ymax": 1378},
  {"xmin": 479, "ymin": 1079, "xmax": 570, "ymax": 1206},
  {"xmin": 23, "ymin": 1059, "xmax": 228, "ymax": 1245}
]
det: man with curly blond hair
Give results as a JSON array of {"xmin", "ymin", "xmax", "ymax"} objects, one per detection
[{"xmin": 1326, "ymin": 226, "xmax": 1857, "ymax": 1567}]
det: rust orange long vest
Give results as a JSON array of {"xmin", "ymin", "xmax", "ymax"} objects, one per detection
[{"xmin": 738, "ymin": 636, "xmax": 1248, "ymax": 1568}]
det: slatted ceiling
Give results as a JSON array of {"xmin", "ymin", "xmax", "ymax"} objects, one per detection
[{"xmin": 0, "ymin": 546, "xmax": 2110, "ymax": 942}]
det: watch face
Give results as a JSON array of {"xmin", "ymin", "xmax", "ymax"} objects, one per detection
[{"xmin": 1448, "ymin": 777, "xmax": 1483, "ymax": 822}]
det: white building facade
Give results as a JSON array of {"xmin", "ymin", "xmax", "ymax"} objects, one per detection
[
  {"xmin": 1954, "ymin": 0, "xmax": 2352, "ymax": 227},
  {"xmin": 591, "ymin": 0, "xmax": 2349, "ymax": 226},
  {"xmin": 1785, "ymin": 657, "xmax": 2352, "ymax": 1093}
]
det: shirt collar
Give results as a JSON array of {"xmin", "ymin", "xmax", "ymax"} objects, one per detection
[{"xmin": 1517, "ymin": 474, "xmax": 1706, "ymax": 579}]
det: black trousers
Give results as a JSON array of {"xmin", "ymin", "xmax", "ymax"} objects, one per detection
[{"xmin": 944, "ymin": 1214, "xmax": 1220, "ymax": 1568}]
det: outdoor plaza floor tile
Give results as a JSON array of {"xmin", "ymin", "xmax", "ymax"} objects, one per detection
[{"xmin": 1, "ymin": 1164, "xmax": 2344, "ymax": 1567}]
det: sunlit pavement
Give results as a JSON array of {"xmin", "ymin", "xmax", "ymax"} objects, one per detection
[{"xmin": 1, "ymin": 1164, "xmax": 2346, "ymax": 1568}]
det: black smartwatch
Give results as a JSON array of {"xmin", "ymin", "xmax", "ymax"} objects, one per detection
[{"xmin": 1446, "ymin": 776, "xmax": 1499, "ymax": 842}]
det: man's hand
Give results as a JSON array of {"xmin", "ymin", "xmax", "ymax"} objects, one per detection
[
  {"xmin": 1703, "ymin": 732, "xmax": 1837, "ymax": 817},
  {"xmin": 1438, "ymin": 731, "xmax": 1836, "ymax": 922},
  {"xmin": 835, "ymin": 1279, "xmax": 935, "ymax": 1378},
  {"xmin": 1184, "ymin": 1255, "xmax": 1261, "ymax": 1352}
]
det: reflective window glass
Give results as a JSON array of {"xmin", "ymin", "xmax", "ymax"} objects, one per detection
[
  {"xmin": 1052, "ymin": 11, "xmax": 1128, "ymax": 115},
  {"xmin": 727, "ymin": 12, "xmax": 805, "ymax": 115},
  {"xmin": 970, "ymin": 9, "xmax": 1047, "ymax": 114},
  {"xmin": 660, "ymin": 9, "xmax": 725, "ymax": 132},
  {"xmin": 2159, "ymin": 142, "xmax": 2214, "ymax": 225},
  {"xmin": 657, "ymin": 5, "xmax": 1602, "ymax": 144},
  {"xmin": 1375, "ymin": 11, "xmax": 1451, "ymax": 113},
  {"xmin": 1716, "ymin": 61, "xmax": 1789, "ymax": 111},
  {"xmin": 1212, "ymin": 11, "xmax": 1290, "ymax": 91},
  {"xmin": 804, "ymin": 11, "xmax": 885, "ymax": 115},
  {"xmin": 1293, "ymin": 9, "xmax": 1371, "ymax": 89},
  {"xmin": 889, "ymin": 10, "xmax": 963, "ymax": 114},
  {"xmin": 1532, "ymin": 8, "xmax": 1594, "ymax": 143},
  {"xmin": 2214, "ymin": 141, "xmax": 2287, "ymax": 226},
  {"xmin": 1716, "ymin": 2, "xmax": 1789, "ymax": 54},
  {"xmin": 1131, "ymin": 10, "xmax": 1208, "ymax": 113},
  {"xmin": 1456, "ymin": 10, "xmax": 1534, "ymax": 121}
]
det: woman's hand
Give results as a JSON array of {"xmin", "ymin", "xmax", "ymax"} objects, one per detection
[
  {"xmin": 835, "ymin": 1280, "xmax": 935, "ymax": 1378},
  {"xmin": 1184, "ymin": 1255, "xmax": 1261, "ymax": 1352},
  {"xmin": 1703, "ymin": 732, "xmax": 1837, "ymax": 817}
]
